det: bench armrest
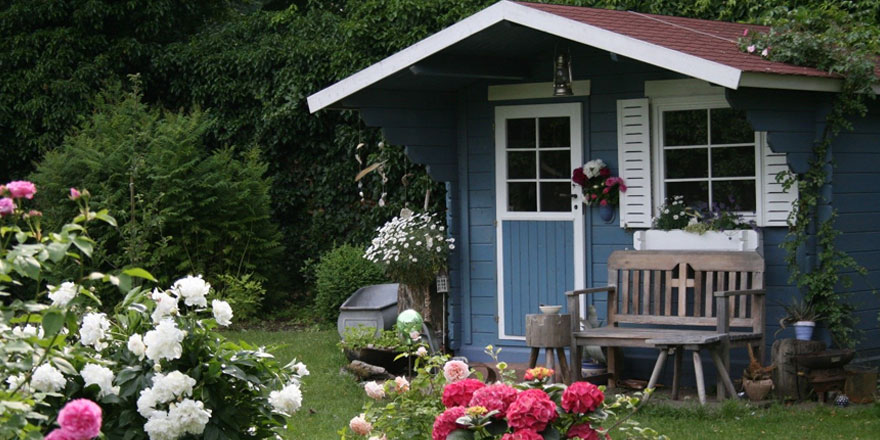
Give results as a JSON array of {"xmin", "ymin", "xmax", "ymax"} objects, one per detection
[
  {"xmin": 565, "ymin": 286, "xmax": 616, "ymax": 297},
  {"xmin": 714, "ymin": 288, "xmax": 765, "ymax": 298}
]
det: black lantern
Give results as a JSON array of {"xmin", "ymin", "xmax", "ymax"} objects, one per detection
[{"xmin": 553, "ymin": 49, "xmax": 573, "ymax": 96}]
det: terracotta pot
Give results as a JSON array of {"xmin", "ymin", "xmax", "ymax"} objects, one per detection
[{"xmin": 743, "ymin": 378, "xmax": 774, "ymax": 401}]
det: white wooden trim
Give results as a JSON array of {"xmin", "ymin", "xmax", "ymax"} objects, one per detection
[
  {"xmin": 645, "ymin": 79, "xmax": 726, "ymax": 98},
  {"xmin": 494, "ymin": 103, "xmax": 584, "ymax": 340},
  {"xmin": 307, "ymin": 0, "xmax": 744, "ymax": 113},
  {"xmin": 488, "ymin": 80, "xmax": 591, "ymax": 101},
  {"xmin": 739, "ymin": 72, "xmax": 842, "ymax": 93}
]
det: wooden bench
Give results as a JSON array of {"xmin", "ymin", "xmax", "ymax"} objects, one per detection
[{"xmin": 567, "ymin": 250, "xmax": 766, "ymax": 399}]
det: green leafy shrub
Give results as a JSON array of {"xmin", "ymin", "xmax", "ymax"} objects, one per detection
[
  {"xmin": 31, "ymin": 82, "xmax": 283, "ymax": 308},
  {"xmin": 313, "ymin": 244, "xmax": 386, "ymax": 321},
  {"xmin": 214, "ymin": 273, "xmax": 266, "ymax": 323},
  {"xmin": 339, "ymin": 325, "xmax": 410, "ymax": 352}
]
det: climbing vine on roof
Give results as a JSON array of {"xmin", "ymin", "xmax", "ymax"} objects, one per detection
[{"xmin": 739, "ymin": 4, "xmax": 880, "ymax": 347}]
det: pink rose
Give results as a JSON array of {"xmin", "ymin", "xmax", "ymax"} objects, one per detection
[
  {"xmin": 599, "ymin": 167, "xmax": 611, "ymax": 177},
  {"xmin": 506, "ymin": 389, "xmax": 558, "ymax": 432},
  {"xmin": 469, "ymin": 383, "xmax": 518, "ymax": 418},
  {"xmin": 364, "ymin": 381, "xmax": 385, "ymax": 400},
  {"xmin": 432, "ymin": 406, "xmax": 467, "ymax": 440},
  {"xmin": 442, "ymin": 378, "xmax": 485, "ymax": 408},
  {"xmin": 44, "ymin": 430, "xmax": 78, "ymax": 440},
  {"xmin": 502, "ymin": 430, "xmax": 544, "ymax": 440},
  {"xmin": 443, "ymin": 360, "xmax": 470, "ymax": 383},
  {"xmin": 394, "ymin": 376, "xmax": 410, "ymax": 393},
  {"xmin": 57, "ymin": 399, "xmax": 102, "ymax": 440},
  {"xmin": 761, "ymin": 47, "xmax": 769, "ymax": 57},
  {"xmin": 599, "ymin": 199, "xmax": 608, "ymax": 206},
  {"xmin": 567, "ymin": 423, "xmax": 599, "ymax": 440},
  {"xmin": 349, "ymin": 414, "xmax": 373, "ymax": 436},
  {"xmin": 742, "ymin": 28, "xmax": 749, "ymax": 37},
  {"xmin": 0, "ymin": 198, "xmax": 14, "ymax": 217},
  {"xmin": 619, "ymin": 184, "xmax": 627, "ymax": 193},
  {"xmin": 562, "ymin": 382, "xmax": 605, "ymax": 414},
  {"xmin": 590, "ymin": 194, "xmax": 598, "ymax": 200},
  {"xmin": 602, "ymin": 187, "xmax": 610, "ymax": 194},
  {"xmin": 70, "ymin": 188, "xmax": 82, "ymax": 200},
  {"xmin": 747, "ymin": 44, "xmax": 756, "ymax": 53},
  {"xmin": 5, "ymin": 181, "xmax": 36, "ymax": 199}
]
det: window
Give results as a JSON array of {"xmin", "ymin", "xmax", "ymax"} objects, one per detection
[
  {"xmin": 504, "ymin": 116, "xmax": 573, "ymax": 212},
  {"xmin": 654, "ymin": 97, "xmax": 759, "ymax": 216}
]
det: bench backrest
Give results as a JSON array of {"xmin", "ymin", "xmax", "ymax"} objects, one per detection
[{"xmin": 606, "ymin": 250, "xmax": 765, "ymax": 332}]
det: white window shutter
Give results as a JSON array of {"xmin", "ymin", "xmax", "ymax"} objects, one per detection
[
  {"xmin": 617, "ymin": 98, "xmax": 652, "ymax": 228},
  {"xmin": 760, "ymin": 134, "xmax": 798, "ymax": 226}
]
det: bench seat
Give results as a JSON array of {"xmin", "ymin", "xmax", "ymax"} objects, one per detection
[{"xmin": 573, "ymin": 328, "xmax": 761, "ymax": 348}]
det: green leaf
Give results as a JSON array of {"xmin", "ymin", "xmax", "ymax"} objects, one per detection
[
  {"xmin": 51, "ymin": 356, "xmax": 78, "ymax": 376},
  {"xmin": 447, "ymin": 430, "xmax": 474, "ymax": 440},
  {"xmin": 122, "ymin": 268, "xmax": 158, "ymax": 282},
  {"xmin": 72, "ymin": 236, "xmax": 94, "ymax": 258},
  {"xmin": 46, "ymin": 241, "xmax": 71, "ymax": 263},
  {"xmin": 94, "ymin": 209, "xmax": 118, "ymax": 227},
  {"xmin": 542, "ymin": 425, "xmax": 561, "ymax": 440},
  {"xmin": 78, "ymin": 287, "xmax": 102, "ymax": 306},
  {"xmin": 41, "ymin": 310, "xmax": 65, "ymax": 337}
]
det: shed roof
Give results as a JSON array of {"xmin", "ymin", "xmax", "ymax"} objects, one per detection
[{"xmin": 308, "ymin": 1, "xmax": 845, "ymax": 113}]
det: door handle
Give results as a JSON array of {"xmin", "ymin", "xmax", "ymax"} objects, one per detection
[{"xmin": 560, "ymin": 193, "xmax": 578, "ymax": 199}]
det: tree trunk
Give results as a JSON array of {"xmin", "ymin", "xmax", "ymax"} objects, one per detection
[
  {"xmin": 398, "ymin": 283, "xmax": 444, "ymax": 346},
  {"xmin": 772, "ymin": 338, "xmax": 825, "ymax": 401}
]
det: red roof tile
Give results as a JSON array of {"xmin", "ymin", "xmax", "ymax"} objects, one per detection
[{"xmin": 518, "ymin": 1, "xmax": 837, "ymax": 79}]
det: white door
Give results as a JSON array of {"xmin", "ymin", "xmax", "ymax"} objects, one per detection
[{"xmin": 494, "ymin": 103, "xmax": 585, "ymax": 340}]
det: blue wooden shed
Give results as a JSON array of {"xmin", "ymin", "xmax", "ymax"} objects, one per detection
[{"xmin": 308, "ymin": 1, "xmax": 880, "ymax": 379}]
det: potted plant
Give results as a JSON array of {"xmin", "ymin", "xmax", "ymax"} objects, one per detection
[
  {"xmin": 777, "ymin": 297, "xmax": 822, "ymax": 341},
  {"xmin": 571, "ymin": 158, "xmax": 626, "ymax": 222},
  {"xmin": 339, "ymin": 325, "xmax": 415, "ymax": 374},
  {"xmin": 634, "ymin": 196, "xmax": 762, "ymax": 252},
  {"xmin": 742, "ymin": 344, "xmax": 775, "ymax": 401}
]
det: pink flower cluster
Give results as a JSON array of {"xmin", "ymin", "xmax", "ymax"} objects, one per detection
[
  {"xmin": 45, "ymin": 399, "xmax": 102, "ymax": 440},
  {"xmin": 501, "ymin": 430, "xmax": 543, "ymax": 440},
  {"xmin": 468, "ymin": 383, "xmax": 518, "ymax": 418},
  {"xmin": 443, "ymin": 360, "xmax": 469, "ymax": 382},
  {"xmin": 441, "ymin": 378, "xmax": 485, "ymax": 408},
  {"xmin": 567, "ymin": 422, "xmax": 600, "ymax": 440},
  {"xmin": 0, "ymin": 180, "xmax": 38, "ymax": 217},
  {"xmin": 561, "ymin": 382, "xmax": 605, "ymax": 414},
  {"xmin": 506, "ymin": 389, "xmax": 558, "ymax": 432},
  {"xmin": 432, "ymin": 406, "xmax": 467, "ymax": 440}
]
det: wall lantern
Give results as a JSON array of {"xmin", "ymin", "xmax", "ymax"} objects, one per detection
[{"xmin": 553, "ymin": 48, "xmax": 573, "ymax": 97}]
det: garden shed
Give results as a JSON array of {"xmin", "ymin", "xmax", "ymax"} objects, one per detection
[{"xmin": 308, "ymin": 1, "xmax": 880, "ymax": 379}]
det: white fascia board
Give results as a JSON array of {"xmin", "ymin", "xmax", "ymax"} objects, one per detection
[
  {"xmin": 501, "ymin": 2, "xmax": 742, "ymax": 89},
  {"xmin": 307, "ymin": 0, "xmax": 744, "ymax": 113},
  {"xmin": 307, "ymin": 2, "xmax": 509, "ymax": 113},
  {"xmin": 738, "ymin": 72, "xmax": 842, "ymax": 93}
]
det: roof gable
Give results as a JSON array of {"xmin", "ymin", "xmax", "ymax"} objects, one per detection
[{"xmin": 307, "ymin": 1, "xmax": 839, "ymax": 113}]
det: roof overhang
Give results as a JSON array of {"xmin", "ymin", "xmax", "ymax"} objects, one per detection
[{"xmin": 307, "ymin": 0, "xmax": 844, "ymax": 113}]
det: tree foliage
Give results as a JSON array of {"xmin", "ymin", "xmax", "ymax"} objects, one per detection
[{"xmin": 31, "ymin": 83, "xmax": 283, "ymax": 306}]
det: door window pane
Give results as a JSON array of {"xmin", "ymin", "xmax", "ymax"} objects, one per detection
[
  {"xmin": 508, "ymin": 183, "xmax": 537, "ymax": 211},
  {"xmin": 665, "ymin": 181, "xmax": 709, "ymax": 208},
  {"xmin": 663, "ymin": 110, "xmax": 707, "ymax": 146},
  {"xmin": 508, "ymin": 151, "xmax": 536, "ymax": 179},
  {"xmin": 540, "ymin": 182, "xmax": 571, "ymax": 212},
  {"xmin": 539, "ymin": 117, "xmax": 570, "ymax": 148},
  {"xmin": 507, "ymin": 118, "xmax": 536, "ymax": 149},
  {"xmin": 539, "ymin": 150, "xmax": 569, "ymax": 179},
  {"xmin": 665, "ymin": 148, "xmax": 708, "ymax": 179},
  {"xmin": 712, "ymin": 181, "xmax": 756, "ymax": 212},
  {"xmin": 711, "ymin": 108, "xmax": 753, "ymax": 144},
  {"xmin": 712, "ymin": 147, "xmax": 755, "ymax": 177}
]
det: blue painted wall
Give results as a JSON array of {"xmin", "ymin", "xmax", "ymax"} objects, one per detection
[{"xmin": 347, "ymin": 55, "xmax": 880, "ymax": 386}]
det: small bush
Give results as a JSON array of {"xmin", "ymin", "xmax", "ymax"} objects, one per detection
[
  {"xmin": 313, "ymin": 244, "xmax": 386, "ymax": 321},
  {"xmin": 214, "ymin": 273, "xmax": 266, "ymax": 322}
]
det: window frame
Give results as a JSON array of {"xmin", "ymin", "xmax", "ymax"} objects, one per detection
[{"xmin": 650, "ymin": 95, "xmax": 765, "ymax": 225}]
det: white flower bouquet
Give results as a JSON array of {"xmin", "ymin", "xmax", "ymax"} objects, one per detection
[{"xmin": 364, "ymin": 208, "xmax": 454, "ymax": 289}]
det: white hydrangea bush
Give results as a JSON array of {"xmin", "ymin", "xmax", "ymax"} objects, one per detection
[
  {"xmin": 364, "ymin": 208, "xmax": 455, "ymax": 288},
  {"xmin": 1, "ymin": 185, "xmax": 305, "ymax": 439}
]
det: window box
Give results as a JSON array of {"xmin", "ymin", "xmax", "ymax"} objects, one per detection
[{"xmin": 633, "ymin": 229, "xmax": 762, "ymax": 253}]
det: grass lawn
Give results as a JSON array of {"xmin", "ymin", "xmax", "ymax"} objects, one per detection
[
  {"xmin": 230, "ymin": 328, "xmax": 880, "ymax": 439},
  {"xmin": 224, "ymin": 327, "xmax": 368, "ymax": 439}
]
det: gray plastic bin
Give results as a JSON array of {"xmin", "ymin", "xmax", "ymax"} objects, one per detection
[{"xmin": 337, "ymin": 283, "xmax": 399, "ymax": 338}]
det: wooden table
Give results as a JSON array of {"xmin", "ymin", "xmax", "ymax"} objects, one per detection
[
  {"xmin": 645, "ymin": 333, "xmax": 738, "ymax": 405},
  {"xmin": 526, "ymin": 313, "xmax": 571, "ymax": 383}
]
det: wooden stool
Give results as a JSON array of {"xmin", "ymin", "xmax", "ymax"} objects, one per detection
[
  {"xmin": 526, "ymin": 314, "xmax": 571, "ymax": 383},
  {"xmin": 646, "ymin": 333, "xmax": 737, "ymax": 405}
]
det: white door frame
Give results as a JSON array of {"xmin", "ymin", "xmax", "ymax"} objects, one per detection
[{"xmin": 494, "ymin": 103, "xmax": 585, "ymax": 340}]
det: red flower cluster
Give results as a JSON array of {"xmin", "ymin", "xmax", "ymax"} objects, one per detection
[
  {"xmin": 441, "ymin": 378, "xmax": 486, "ymax": 408},
  {"xmin": 567, "ymin": 422, "xmax": 599, "ymax": 440},
  {"xmin": 432, "ymin": 406, "xmax": 467, "ymax": 440},
  {"xmin": 468, "ymin": 383, "xmax": 519, "ymax": 418},
  {"xmin": 561, "ymin": 382, "xmax": 605, "ymax": 414},
  {"xmin": 506, "ymin": 389, "xmax": 558, "ymax": 432},
  {"xmin": 501, "ymin": 429, "xmax": 543, "ymax": 440}
]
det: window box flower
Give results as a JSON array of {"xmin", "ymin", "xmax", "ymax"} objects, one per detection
[{"xmin": 633, "ymin": 229, "xmax": 762, "ymax": 253}]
